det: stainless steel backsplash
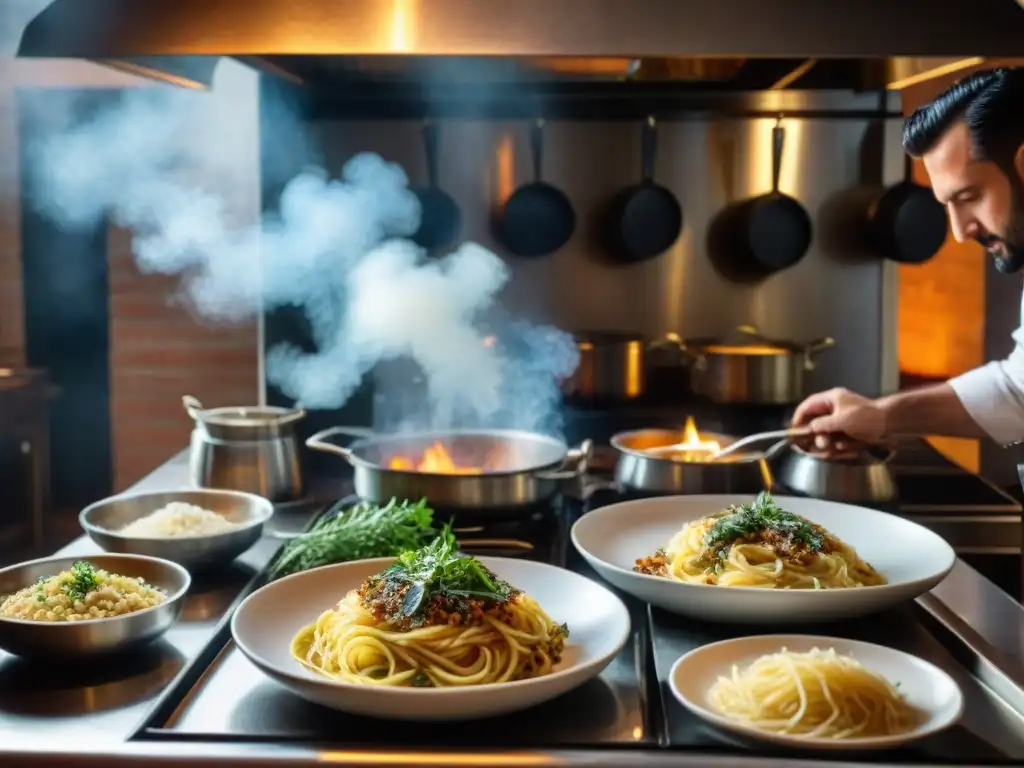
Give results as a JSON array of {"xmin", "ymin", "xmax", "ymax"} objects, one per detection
[{"xmin": 306, "ymin": 91, "xmax": 901, "ymax": 398}]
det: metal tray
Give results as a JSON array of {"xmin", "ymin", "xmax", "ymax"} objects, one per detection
[
  {"xmin": 131, "ymin": 502, "xmax": 657, "ymax": 748},
  {"xmin": 649, "ymin": 601, "xmax": 1024, "ymax": 765}
]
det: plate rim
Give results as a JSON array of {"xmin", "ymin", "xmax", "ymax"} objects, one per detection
[
  {"xmin": 668, "ymin": 633, "xmax": 966, "ymax": 750},
  {"xmin": 230, "ymin": 555, "xmax": 632, "ymax": 697},
  {"xmin": 570, "ymin": 494, "xmax": 957, "ymax": 596}
]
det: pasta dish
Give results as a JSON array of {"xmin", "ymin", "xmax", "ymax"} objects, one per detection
[
  {"xmin": 0, "ymin": 560, "xmax": 166, "ymax": 622},
  {"xmin": 708, "ymin": 647, "xmax": 919, "ymax": 739},
  {"xmin": 634, "ymin": 492, "xmax": 885, "ymax": 589},
  {"xmin": 290, "ymin": 529, "xmax": 569, "ymax": 687}
]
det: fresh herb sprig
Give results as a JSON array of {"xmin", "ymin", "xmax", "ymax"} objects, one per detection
[
  {"xmin": 62, "ymin": 561, "xmax": 101, "ymax": 602},
  {"xmin": 267, "ymin": 498, "xmax": 435, "ymax": 580},
  {"xmin": 703, "ymin": 491, "xmax": 824, "ymax": 553},
  {"xmin": 382, "ymin": 526, "xmax": 516, "ymax": 619}
]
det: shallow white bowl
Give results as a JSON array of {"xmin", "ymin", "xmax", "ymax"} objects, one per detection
[
  {"xmin": 571, "ymin": 494, "xmax": 956, "ymax": 623},
  {"xmin": 669, "ymin": 634, "xmax": 964, "ymax": 751},
  {"xmin": 231, "ymin": 557, "xmax": 631, "ymax": 720}
]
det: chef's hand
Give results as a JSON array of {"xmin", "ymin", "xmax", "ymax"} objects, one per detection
[{"xmin": 791, "ymin": 387, "xmax": 887, "ymax": 455}]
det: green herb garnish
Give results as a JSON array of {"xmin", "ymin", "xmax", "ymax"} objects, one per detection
[
  {"xmin": 267, "ymin": 498, "xmax": 435, "ymax": 581},
  {"xmin": 364, "ymin": 526, "xmax": 517, "ymax": 626},
  {"xmin": 62, "ymin": 560, "xmax": 102, "ymax": 602},
  {"xmin": 703, "ymin": 492, "xmax": 825, "ymax": 553}
]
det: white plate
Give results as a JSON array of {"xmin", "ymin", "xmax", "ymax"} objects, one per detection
[
  {"xmin": 231, "ymin": 556, "xmax": 631, "ymax": 720},
  {"xmin": 669, "ymin": 634, "xmax": 964, "ymax": 751},
  {"xmin": 571, "ymin": 494, "xmax": 955, "ymax": 623}
]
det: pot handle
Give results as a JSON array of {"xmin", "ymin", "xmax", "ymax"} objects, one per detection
[
  {"xmin": 649, "ymin": 332, "xmax": 705, "ymax": 367},
  {"xmin": 802, "ymin": 337, "xmax": 836, "ymax": 370},
  {"xmin": 305, "ymin": 426, "xmax": 375, "ymax": 461},
  {"xmin": 534, "ymin": 439, "xmax": 593, "ymax": 481},
  {"xmin": 182, "ymin": 395, "xmax": 204, "ymax": 421}
]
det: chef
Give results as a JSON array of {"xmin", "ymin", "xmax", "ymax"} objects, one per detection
[{"xmin": 793, "ymin": 67, "xmax": 1024, "ymax": 451}]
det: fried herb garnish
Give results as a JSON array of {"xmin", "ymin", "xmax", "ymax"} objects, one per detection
[
  {"xmin": 703, "ymin": 491, "xmax": 825, "ymax": 554},
  {"xmin": 62, "ymin": 561, "xmax": 101, "ymax": 602},
  {"xmin": 267, "ymin": 498, "xmax": 435, "ymax": 581},
  {"xmin": 362, "ymin": 526, "xmax": 517, "ymax": 626}
]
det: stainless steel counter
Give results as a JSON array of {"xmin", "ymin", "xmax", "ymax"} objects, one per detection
[{"xmin": 1, "ymin": 450, "xmax": 1023, "ymax": 767}]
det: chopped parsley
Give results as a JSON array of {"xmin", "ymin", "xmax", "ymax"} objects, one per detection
[
  {"xmin": 703, "ymin": 492, "xmax": 825, "ymax": 554},
  {"xmin": 61, "ymin": 560, "xmax": 102, "ymax": 602}
]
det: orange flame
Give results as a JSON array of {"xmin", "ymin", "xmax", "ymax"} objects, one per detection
[
  {"xmin": 656, "ymin": 416, "xmax": 722, "ymax": 462},
  {"xmin": 388, "ymin": 441, "xmax": 483, "ymax": 475}
]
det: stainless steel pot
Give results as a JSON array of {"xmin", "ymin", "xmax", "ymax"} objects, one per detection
[
  {"xmin": 305, "ymin": 426, "xmax": 592, "ymax": 510},
  {"xmin": 680, "ymin": 325, "xmax": 834, "ymax": 405},
  {"xmin": 184, "ymin": 395, "xmax": 306, "ymax": 503},
  {"xmin": 562, "ymin": 331, "xmax": 687, "ymax": 402},
  {"xmin": 769, "ymin": 442, "xmax": 897, "ymax": 503},
  {"xmin": 611, "ymin": 428, "xmax": 771, "ymax": 495}
]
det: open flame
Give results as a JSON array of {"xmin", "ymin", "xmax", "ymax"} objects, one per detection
[
  {"xmin": 388, "ymin": 441, "xmax": 483, "ymax": 475},
  {"xmin": 661, "ymin": 416, "xmax": 721, "ymax": 462}
]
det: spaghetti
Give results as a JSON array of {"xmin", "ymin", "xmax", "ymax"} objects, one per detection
[
  {"xmin": 290, "ymin": 529, "xmax": 568, "ymax": 687},
  {"xmin": 634, "ymin": 492, "xmax": 885, "ymax": 590},
  {"xmin": 707, "ymin": 647, "xmax": 919, "ymax": 739}
]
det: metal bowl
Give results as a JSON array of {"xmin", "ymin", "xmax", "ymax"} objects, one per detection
[
  {"xmin": 0, "ymin": 553, "xmax": 190, "ymax": 658},
  {"xmin": 79, "ymin": 489, "xmax": 274, "ymax": 570}
]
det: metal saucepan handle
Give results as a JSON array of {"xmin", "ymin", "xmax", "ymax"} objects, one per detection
[
  {"xmin": 305, "ymin": 426, "xmax": 376, "ymax": 461},
  {"xmin": 707, "ymin": 427, "xmax": 813, "ymax": 461},
  {"xmin": 802, "ymin": 336, "xmax": 836, "ymax": 371},
  {"xmin": 534, "ymin": 439, "xmax": 593, "ymax": 481},
  {"xmin": 182, "ymin": 395, "xmax": 204, "ymax": 421}
]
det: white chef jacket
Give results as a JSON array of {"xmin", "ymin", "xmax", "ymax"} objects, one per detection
[{"xmin": 948, "ymin": 291, "xmax": 1024, "ymax": 446}]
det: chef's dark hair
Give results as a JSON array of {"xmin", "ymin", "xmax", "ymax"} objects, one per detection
[{"xmin": 903, "ymin": 67, "xmax": 1024, "ymax": 173}]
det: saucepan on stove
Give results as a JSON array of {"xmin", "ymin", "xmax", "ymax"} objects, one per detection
[
  {"xmin": 305, "ymin": 427, "xmax": 592, "ymax": 510},
  {"xmin": 610, "ymin": 420, "xmax": 771, "ymax": 495},
  {"xmin": 561, "ymin": 331, "xmax": 688, "ymax": 403},
  {"xmin": 677, "ymin": 325, "xmax": 835, "ymax": 405},
  {"xmin": 768, "ymin": 439, "xmax": 897, "ymax": 503}
]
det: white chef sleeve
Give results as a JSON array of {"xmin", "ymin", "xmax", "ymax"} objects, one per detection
[{"xmin": 948, "ymin": 318, "xmax": 1024, "ymax": 447}]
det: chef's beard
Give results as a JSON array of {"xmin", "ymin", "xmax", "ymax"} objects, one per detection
[{"xmin": 977, "ymin": 176, "xmax": 1024, "ymax": 274}]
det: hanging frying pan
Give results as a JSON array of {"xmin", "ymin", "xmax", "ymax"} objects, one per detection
[
  {"xmin": 605, "ymin": 116, "xmax": 684, "ymax": 263},
  {"xmin": 711, "ymin": 117, "xmax": 812, "ymax": 279},
  {"xmin": 867, "ymin": 154, "xmax": 947, "ymax": 264},
  {"xmin": 411, "ymin": 121, "xmax": 461, "ymax": 251},
  {"xmin": 494, "ymin": 119, "xmax": 576, "ymax": 258}
]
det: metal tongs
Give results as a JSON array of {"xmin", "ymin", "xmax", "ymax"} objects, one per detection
[{"xmin": 646, "ymin": 426, "xmax": 813, "ymax": 461}]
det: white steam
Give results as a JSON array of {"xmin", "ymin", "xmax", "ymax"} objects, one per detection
[{"xmin": 24, "ymin": 87, "xmax": 577, "ymax": 434}]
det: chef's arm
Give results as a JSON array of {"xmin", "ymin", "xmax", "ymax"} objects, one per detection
[
  {"xmin": 876, "ymin": 382, "xmax": 990, "ymax": 440},
  {"xmin": 883, "ymin": 330, "xmax": 1024, "ymax": 445}
]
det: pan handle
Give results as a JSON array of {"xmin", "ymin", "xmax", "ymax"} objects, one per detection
[
  {"xmin": 802, "ymin": 337, "xmax": 836, "ymax": 370},
  {"xmin": 771, "ymin": 116, "xmax": 785, "ymax": 195},
  {"xmin": 182, "ymin": 395, "xmax": 204, "ymax": 421},
  {"xmin": 305, "ymin": 426, "xmax": 375, "ymax": 461},
  {"xmin": 641, "ymin": 116, "xmax": 657, "ymax": 183},
  {"xmin": 534, "ymin": 439, "xmax": 593, "ymax": 481},
  {"xmin": 422, "ymin": 120, "xmax": 441, "ymax": 189},
  {"xmin": 530, "ymin": 118, "xmax": 546, "ymax": 183}
]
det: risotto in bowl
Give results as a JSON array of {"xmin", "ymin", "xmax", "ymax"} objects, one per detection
[{"xmin": 0, "ymin": 553, "xmax": 190, "ymax": 658}]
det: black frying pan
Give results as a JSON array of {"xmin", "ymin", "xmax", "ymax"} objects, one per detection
[
  {"xmin": 868, "ymin": 154, "xmax": 947, "ymax": 264},
  {"xmin": 411, "ymin": 121, "xmax": 461, "ymax": 251},
  {"xmin": 494, "ymin": 119, "xmax": 576, "ymax": 258},
  {"xmin": 605, "ymin": 116, "xmax": 684, "ymax": 263},
  {"xmin": 727, "ymin": 117, "xmax": 812, "ymax": 274}
]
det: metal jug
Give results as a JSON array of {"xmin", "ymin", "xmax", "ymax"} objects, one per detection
[{"xmin": 184, "ymin": 395, "xmax": 306, "ymax": 503}]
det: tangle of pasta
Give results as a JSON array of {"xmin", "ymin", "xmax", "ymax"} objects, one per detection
[
  {"xmin": 634, "ymin": 494, "xmax": 886, "ymax": 590},
  {"xmin": 707, "ymin": 647, "xmax": 919, "ymax": 739},
  {"xmin": 291, "ymin": 588, "xmax": 567, "ymax": 687}
]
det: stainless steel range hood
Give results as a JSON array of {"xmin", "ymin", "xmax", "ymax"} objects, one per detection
[{"xmin": 17, "ymin": 0, "xmax": 1024, "ymax": 90}]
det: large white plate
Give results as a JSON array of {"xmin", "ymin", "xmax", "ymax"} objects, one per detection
[
  {"xmin": 669, "ymin": 634, "xmax": 964, "ymax": 751},
  {"xmin": 231, "ymin": 556, "xmax": 631, "ymax": 720},
  {"xmin": 571, "ymin": 494, "xmax": 956, "ymax": 623}
]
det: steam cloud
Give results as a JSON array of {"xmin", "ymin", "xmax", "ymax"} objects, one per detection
[{"xmin": 24, "ymin": 86, "xmax": 578, "ymax": 435}]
